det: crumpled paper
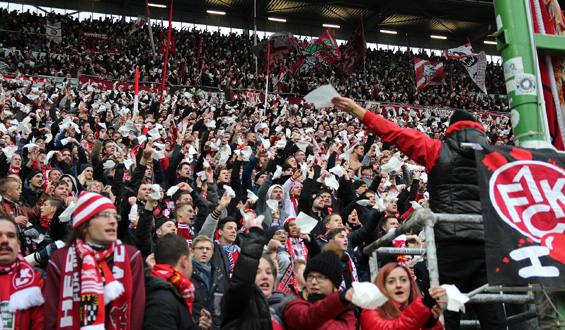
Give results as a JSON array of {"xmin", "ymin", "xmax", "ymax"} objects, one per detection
[
  {"xmin": 329, "ymin": 165, "xmax": 345, "ymax": 178},
  {"xmin": 324, "ymin": 175, "xmax": 340, "ymax": 191},
  {"xmin": 295, "ymin": 212, "xmax": 319, "ymax": 234},
  {"xmin": 272, "ymin": 165, "xmax": 283, "ymax": 180},
  {"xmin": 224, "ymin": 185, "xmax": 236, "ymax": 198},
  {"xmin": 351, "ymin": 281, "xmax": 389, "ymax": 310},
  {"xmin": 61, "ymin": 137, "xmax": 72, "ymax": 146},
  {"xmin": 59, "ymin": 201, "xmax": 77, "ymax": 222},
  {"xmin": 356, "ymin": 199, "xmax": 370, "ymax": 207},
  {"xmin": 147, "ymin": 184, "xmax": 161, "ymax": 200},
  {"xmin": 380, "ymin": 157, "xmax": 403, "ymax": 173},
  {"xmin": 196, "ymin": 171, "xmax": 207, "ymax": 182},
  {"xmin": 166, "ymin": 186, "xmax": 180, "ymax": 197},
  {"xmin": 44, "ymin": 150, "xmax": 56, "ymax": 166},
  {"xmin": 247, "ymin": 189, "xmax": 259, "ymax": 203},
  {"xmin": 304, "ymin": 84, "xmax": 341, "ymax": 108},
  {"xmin": 441, "ymin": 284, "xmax": 470, "ymax": 313},
  {"xmin": 103, "ymin": 160, "xmax": 116, "ymax": 170},
  {"xmin": 266, "ymin": 199, "xmax": 279, "ymax": 213},
  {"xmin": 2, "ymin": 146, "xmax": 17, "ymax": 162},
  {"xmin": 296, "ymin": 140, "xmax": 309, "ymax": 153},
  {"xmin": 124, "ymin": 159, "xmax": 134, "ymax": 170}
]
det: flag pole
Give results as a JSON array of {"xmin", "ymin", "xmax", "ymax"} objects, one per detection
[
  {"xmin": 133, "ymin": 67, "xmax": 139, "ymax": 120},
  {"xmin": 254, "ymin": 0, "xmax": 258, "ymax": 78},
  {"xmin": 159, "ymin": 0, "xmax": 173, "ymax": 104},
  {"xmin": 263, "ymin": 40, "xmax": 271, "ymax": 118},
  {"xmin": 145, "ymin": 0, "xmax": 156, "ymax": 59}
]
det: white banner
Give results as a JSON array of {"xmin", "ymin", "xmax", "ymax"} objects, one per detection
[{"xmin": 45, "ymin": 21, "xmax": 62, "ymax": 44}]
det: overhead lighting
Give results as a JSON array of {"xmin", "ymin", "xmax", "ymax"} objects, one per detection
[
  {"xmin": 430, "ymin": 35, "xmax": 447, "ymax": 40},
  {"xmin": 207, "ymin": 10, "xmax": 226, "ymax": 15},
  {"xmin": 484, "ymin": 40, "xmax": 497, "ymax": 45},
  {"xmin": 268, "ymin": 17, "xmax": 286, "ymax": 23},
  {"xmin": 323, "ymin": 24, "xmax": 340, "ymax": 29},
  {"xmin": 380, "ymin": 29, "xmax": 397, "ymax": 35},
  {"xmin": 147, "ymin": 3, "xmax": 166, "ymax": 8}
]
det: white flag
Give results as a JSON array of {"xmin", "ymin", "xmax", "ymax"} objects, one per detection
[{"xmin": 45, "ymin": 21, "xmax": 62, "ymax": 44}]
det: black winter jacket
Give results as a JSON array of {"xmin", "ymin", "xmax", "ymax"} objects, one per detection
[
  {"xmin": 220, "ymin": 227, "xmax": 276, "ymax": 330},
  {"xmin": 143, "ymin": 275, "xmax": 200, "ymax": 330}
]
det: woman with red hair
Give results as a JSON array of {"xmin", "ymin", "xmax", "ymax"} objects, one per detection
[{"xmin": 361, "ymin": 262, "xmax": 445, "ymax": 330}]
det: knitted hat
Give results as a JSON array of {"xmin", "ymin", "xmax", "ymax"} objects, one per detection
[
  {"xmin": 155, "ymin": 215, "xmax": 175, "ymax": 231},
  {"xmin": 254, "ymin": 171, "xmax": 266, "ymax": 183},
  {"xmin": 267, "ymin": 184, "xmax": 283, "ymax": 198},
  {"xmin": 304, "ymin": 249, "xmax": 343, "ymax": 289},
  {"xmin": 354, "ymin": 180, "xmax": 367, "ymax": 190},
  {"xmin": 73, "ymin": 191, "xmax": 117, "ymax": 229},
  {"xmin": 265, "ymin": 225, "xmax": 283, "ymax": 239},
  {"xmin": 449, "ymin": 110, "xmax": 477, "ymax": 126},
  {"xmin": 26, "ymin": 169, "xmax": 43, "ymax": 183}
]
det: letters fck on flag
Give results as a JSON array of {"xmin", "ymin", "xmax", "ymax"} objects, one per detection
[
  {"xmin": 476, "ymin": 145, "xmax": 565, "ymax": 286},
  {"xmin": 414, "ymin": 58, "xmax": 444, "ymax": 91}
]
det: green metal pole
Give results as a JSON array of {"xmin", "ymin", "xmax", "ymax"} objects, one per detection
[{"xmin": 494, "ymin": 0, "xmax": 553, "ymax": 148}]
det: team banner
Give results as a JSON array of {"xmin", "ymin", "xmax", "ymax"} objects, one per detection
[
  {"xmin": 476, "ymin": 145, "xmax": 565, "ymax": 286},
  {"xmin": 252, "ymin": 32, "xmax": 297, "ymax": 72},
  {"xmin": 336, "ymin": 21, "xmax": 366, "ymax": 77},
  {"xmin": 307, "ymin": 29, "xmax": 341, "ymax": 63},
  {"xmin": 129, "ymin": 16, "xmax": 148, "ymax": 35},
  {"xmin": 414, "ymin": 58, "xmax": 444, "ymax": 91},
  {"xmin": 45, "ymin": 21, "xmax": 62, "ymax": 44},
  {"xmin": 444, "ymin": 43, "xmax": 488, "ymax": 94}
]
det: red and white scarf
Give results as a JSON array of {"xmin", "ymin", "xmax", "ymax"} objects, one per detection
[
  {"xmin": 393, "ymin": 234, "xmax": 407, "ymax": 266},
  {"xmin": 177, "ymin": 223, "xmax": 194, "ymax": 248},
  {"xmin": 275, "ymin": 246, "xmax": 298, "ymax": 294},
  {"xmin": 151, "ymin": 264, "xmax": 195, "ymax": 313},
  {"xmin": 288, "ymin": 237, "xmax": 308, "ymax": 262},
  {"xmin": 8, "ymin": 167, "xmax": 19, "ymax": 174},
  {"xmin": 0, "ymin": 254, "xmax": 44, "ymax": 313},
  {"xmin": 340, "ymin": 252, "xmax": 359, "ymax": 289},
  {"xmin": 56, "ymin": 240, "xmax": 133, "ymax": 330}
]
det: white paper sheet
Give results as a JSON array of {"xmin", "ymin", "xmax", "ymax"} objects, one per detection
[
  {"xmin": 351, "ymin": 281, "xmax": 389, "ymax": 310},
  {"xmin": 294, "ymin": 212, "xmax": 319, "ymax": 234},
  {"xmin": 304, "ymin": 84, "xmax": 341, "ymax": 108}
]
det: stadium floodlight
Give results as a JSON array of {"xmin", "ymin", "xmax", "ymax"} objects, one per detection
[
  {"xmin": 430, "ymin": 35, "xmax": 447, "ymax": 40},
  {"xmin": 323, "ymin": 24, "xmax": 340, "ymax": 29},
  {"xmin": 380, "ymin": 30, "xmax": 397, "ymax": 35},
  {"xmin": 147, "ymin": 3, "xmax": 166, "ymax": 8},
  {"xmin": 207, "ymin": 10, "xmax": 226, "ymax": 15},
  {"xmin": 484, "ymin": 40, "xmax": 497, "ymax": 45},
  {"xmin": 268, "ymin": 17, "xmax": 287, "ymax": 23}
]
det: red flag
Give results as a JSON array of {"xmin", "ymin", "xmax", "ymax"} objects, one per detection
[
  {"xmin": 337, "ymin": 21, "xmax": 366, "ymax": 77},
  {"xmin": 414, "ymin": 58, "xmax": 445, "ymax": 91},
  {"xmin": 273, "ymin": 67, "xmax": 286, "ymax": 89}
]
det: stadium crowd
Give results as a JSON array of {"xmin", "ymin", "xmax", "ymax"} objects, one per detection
[
  {"xmin": 0, "ymin": 6, "xmax": 518, "ymax": 330},
  {"xmin": 0, "ymin": 8, "xmax": 508, "ymax": 112}
]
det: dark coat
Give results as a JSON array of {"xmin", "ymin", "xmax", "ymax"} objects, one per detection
[
  {"xmin": 220, "ymin": 227, "xmax": 275, "ymax": 330},
  {"xmin": 143, "ymin": 275, "xmax": 200, "ymax": 330},
  {"xmin": 191, "ymin": 260, "xmax": 227, "ymax": 330}
]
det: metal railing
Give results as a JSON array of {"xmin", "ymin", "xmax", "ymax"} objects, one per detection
[{"xmin": 363, "ymin": 208, "xmax": 564, "ymax": 327}]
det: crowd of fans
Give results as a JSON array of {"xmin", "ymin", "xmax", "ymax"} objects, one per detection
[
  {"xmin": 0, "ymin": 7, "xmax": 520, "ymax": 330},
  {"xmin": 0, "ymin": 8, "xmax": 508, "ymax": 112}
]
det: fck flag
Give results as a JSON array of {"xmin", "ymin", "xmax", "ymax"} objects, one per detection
[
  {"xmin": 129, "ymin": 16, "xmax": 148, "ymax": 35},
  {"xmin": 445, "ymin": 43, "xmax": 488, "ymax": 94},
  {"xmin": 476, "ymin": 145, "xmax": 565, "ymax": 286},
  {"xmin": 337, "ymin": 21, "xmax": 366, "ymax": 77},
  {"xmin": 45, "ymin": 21, "xmax": 62, "ymax": 44},
  {"xmin": 414, "ymin": 58, "xmax": 444, "ymax": 91}
]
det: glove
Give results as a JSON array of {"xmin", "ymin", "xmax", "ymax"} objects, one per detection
[{"xmin": 23, "ymin": 228, "xmax": 40, "ymax": 239}]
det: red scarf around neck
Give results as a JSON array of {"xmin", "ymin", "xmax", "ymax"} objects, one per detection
[
  {"xmin": 56, "ymin": 240, "xmax": 132, "ymax": 330},
  {"xmin": 151, "ymin": 264, "xmax": 195, "ymax": 313},
  {"xmin": 0, "ymin": 254, "xmax": 44, "ymax": 313}
]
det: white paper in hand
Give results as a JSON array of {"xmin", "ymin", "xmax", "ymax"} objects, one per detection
[
  {"xmin": 247, "ymin": 189, "xmax": 259, "ymax": 203},
  {"xmin": 196, "ymin": 171, "xmax": 207, "ymax": 182},
  {"xmin": 61, "ymin": 137, "xmax": 72, "ymax": 146},
  {"xmin": 124, "ymin": 159, "xmax": 134, "ymax": 170},
  {"xmin": 329, "ymin": 165, "xmax": 344, "ymax": 178},
  {"xmin": 356, "ymin": 199, "xmax": 370, "ymax": 207},
  {"xmin": 351, "ymin": 281, "xmax": 389, "ymax": 310},
  {"xmin": 266, "ymin": 199, "xmax": 279, "ymax": 213},
  {"xmin": 304, "ymin": 84, "xmax": 341, "ymax": 108},
  {"xmin": 324, "ymin": 175, "xmax": 340, "ymax": 191},
  {"xmin": 147, "ymin": 184, "xmax": 161, "ymax": 200},
  {"xmin": 224, "ymin": 185, "xmax": 236, "ymax": 198},
  {"xmin": 167, "ymin": 186, "xmax": 180, "ymax": 197},
  {"xmin": 380, "ymin": 157, "xmax": 403, "ymax": 173},
  {"xmin": 296, "ymin": 140, "xmax": 309, "ymax": 152},
  {"xmin": 59, "ymin": 201, "xmax": 77, "ymax": 223},
  {"xmin": 103, "ymin": 160, "xmax": 116, "ymax": 169},
  {"xmin": 272, "ymin": 165, "xmax": 283, "ymax": 180},
  {"xmin": 441, "ymin": 284, "xmax": 470, "ymax": 313},
  {"xmin": 295, "ymin": 212, "xmax": 319, "ymax": 234}
]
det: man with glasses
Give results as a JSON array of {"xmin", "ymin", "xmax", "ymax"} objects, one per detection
[
  {"xmin": 45, "ymin": 191, "xmax": 146, "ymax": 330},
  {"xmin": 191, "ymin": 235, "xmax": 227, "ymax": 330}
]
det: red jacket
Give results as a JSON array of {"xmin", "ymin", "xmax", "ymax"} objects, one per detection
[
  {"xmin": 284, "ymin": 291, "xmax": 356, "ymax": 330},
  {"xmin": 360, "ymin": 296, "xmax": 443, "ymax": 330}
]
